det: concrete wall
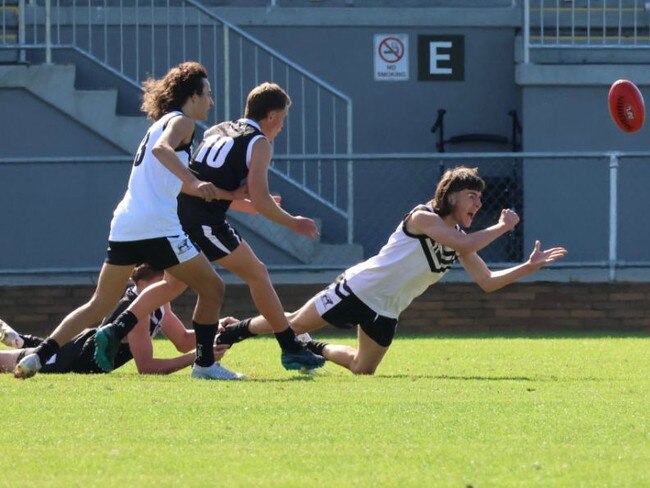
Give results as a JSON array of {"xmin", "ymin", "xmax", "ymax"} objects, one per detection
[{"xmin": 0, "ymin": 89, "xmax": 126, "ymax": 157}]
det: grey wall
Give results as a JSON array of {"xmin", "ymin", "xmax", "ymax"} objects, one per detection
[
  {"xmin": 521, "ymin": 78, "xmax": 650, "ymax": 263},
  {"xmin": 248, "ymin": 26, "xmax": 520, "ymax": 153},
  {"xmin": 0, "ymin": 89, "xmax": 126, "ymax": 157}
]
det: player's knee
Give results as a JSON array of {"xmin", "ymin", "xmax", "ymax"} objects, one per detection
[
  {"xmin": 197, "ymin": 272, "xmax": 225, "ymax": 300},
  {"xmin": 349, "ymin": 362, "xmax": 378, "ymax": 375}
]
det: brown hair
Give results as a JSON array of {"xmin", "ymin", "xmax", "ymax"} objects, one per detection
[
  {"xmin": 141, "ymin": 61, "xmax": 208, "ymax": 120},
  {"xmin": 244, "ymin": 82, "xmax": 291, "ymax": 121},
  {"xmin": 430, "ymin": 166, "xmax": 485, "ymax": 217},
  {"xmin": 131, "ymin": 263, "xmax": 164, "ymax": 283}
]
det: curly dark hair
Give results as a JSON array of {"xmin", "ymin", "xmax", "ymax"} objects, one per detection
[
  {"xmin": 430, "ymin": 166, "xmax": 485, "ymax": 217},
  {"xmin": 141, "ymin": 61, "xmax": 208, "ymax": 120}
]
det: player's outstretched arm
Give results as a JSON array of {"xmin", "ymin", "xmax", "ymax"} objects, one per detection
[
  {"xmin": 460, "ymin": 240, "xmax": 567, "ymax": 293},
  {"xmin": 410, "ymin": 208, "xmax": 519, "ymax": 256}
]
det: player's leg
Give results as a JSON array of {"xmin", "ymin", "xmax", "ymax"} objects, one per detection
[
  {"xmin": 15, "ymin": 263, "xmax": 133, "ymax": 378},
  {"xmin": 0, "ymin": 349, "xmax": 32, "ymax": 373},
  {"xmin": 218, "ymin": 241, "xmax": 290, "ymax": 334},
  {"xmin": 192, "ymin": 222, "xmax": 323, "ymax": 371},
  {"xmin": 166, "ymin": 254, "xmax": 245, "ymax": 380},
  {"xmin": 324, "ymin": 326, "xmax": 389, "ymax": 375}
]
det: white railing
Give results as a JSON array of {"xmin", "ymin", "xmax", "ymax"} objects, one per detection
[
  {"xmin": 0, "ymin": 0, "xmax": 354, "ymax": 241},
  {"xmin": 2, "ymin": 151, "xmax": 650, "ymax": 281},
  {"xmin": 524, "ymin": 0, "xmax": 650, "ymax": 62}
]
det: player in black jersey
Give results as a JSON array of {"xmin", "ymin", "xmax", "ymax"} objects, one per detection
[
  {"xmin": 0, "ymin": 265, "xmax": 236, "ymax": 377},
  {"xmin": 95, "ymin": 82, "xmax": 325, "ymax": 373},
  {"xmin": 214, "ymin": 167, "xmax": 567, "ymax": 375}
]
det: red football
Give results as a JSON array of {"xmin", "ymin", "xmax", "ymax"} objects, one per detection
[{"xmin": 608, "ymin": 79, "xmax": 645, "ymax": 133}]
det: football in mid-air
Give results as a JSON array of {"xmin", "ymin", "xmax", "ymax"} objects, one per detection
[{"xmin": 608, "ymin": 79, "xmax": 645, "ymax": 133}]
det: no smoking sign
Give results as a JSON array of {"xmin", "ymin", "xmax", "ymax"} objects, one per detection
[{"xmin": 374, "ymin": 34, "xmax": 409, "ymax": 81}]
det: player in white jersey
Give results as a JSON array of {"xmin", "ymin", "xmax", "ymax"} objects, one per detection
[
  {"xmin": 15, "ymin": 62, "xmax": 241, "ymax": 380},
  {"xmin": 93, "ymin": 83, "xmax": 326, "ymax": 374},
  {"xmin": 215, "ymin": 166, "xmax": 567, "ymax": 375},
  {"xmin": 1, "ymin": 264, "xmax": 235, "ymax": 376}
]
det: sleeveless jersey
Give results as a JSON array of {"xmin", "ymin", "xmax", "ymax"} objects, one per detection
[
  {"xmin": 109, "ymin": 111, "xmax": 193, "ymax": 241},
  {"xmin": 177, "ymin": 118, "xmax": 265, "ymax": 225},
  {"xmin": 343, "ymin": 205, "xmax": 460, "ymax": 319}
]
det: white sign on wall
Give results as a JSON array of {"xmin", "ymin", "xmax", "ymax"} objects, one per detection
[{"xmin": 374, "ymin": 34, "xmax": 409, "ymax": 81}]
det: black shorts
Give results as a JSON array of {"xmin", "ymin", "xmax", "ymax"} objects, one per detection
[
  {"xmin": 183, "ymin": 221, "xmax": 242, "ymax": 262},
  {"xmin": 36, "ymin": 329, "xmax": 133, "ymax": 374},
  {"xmin": 106, "ymin": 235, "xmax": 200, "ymax": 270},
  {"xmin": 40, "ymin": 329, "xmax": 105, "ymax": 374},
  {"xmin": 313, "ymin": 277, "xmax": 398, "ymax": 348}
]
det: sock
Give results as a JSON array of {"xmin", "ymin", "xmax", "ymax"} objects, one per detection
[
  {"xmin": 35, "ymin": 338, "xmax": 60, "ymax": 365},
  {"xmin": 274, "ymin": 327, "xmax": 301, "ymax": 353},
  {"xmin": 194, "ymin": 321, "xmax": 218, "ymax": 367},
  {"xmin": 20, "ymin": 334, "xmax": 44, "ymax": 349},
  {"xmin": 216, "ymin": 318, "xmax": 256, "ymax": 346},
  {"xmin": 305, "ymin": 340, "xmax": 328, "ymax": 357},
  {"xmin": 111, "ymin": 310, "xmax": 139, "ymax": 341}
]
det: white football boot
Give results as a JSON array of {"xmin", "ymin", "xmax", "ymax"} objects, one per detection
[
  {"xmin": 0, "ymin": 319, "xmax": 24, "ymax": 349},
  {"xmin": 191, "ymin": 362, "xmax": 246, "ymax": 380}
]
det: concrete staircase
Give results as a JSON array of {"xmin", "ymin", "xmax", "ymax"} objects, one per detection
[
  {"xmin": 230, "ymin": 211, "xmax": 363, "ymax": 267},
  {"xmin": 0, "ymin": 63, "xmax": 150, "ymax": 153},
  {"xmin": 0, "ymin": 62, "xmax": 362, "ymax": 268}
]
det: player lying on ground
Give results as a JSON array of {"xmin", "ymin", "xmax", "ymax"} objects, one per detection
[
  {"xmin": 0, "ymin": 264, "xmax": 240, "ymax": 378},
  {"xmin": 215, "ymin": 166, "xmax": 568, "ymax": 375}
]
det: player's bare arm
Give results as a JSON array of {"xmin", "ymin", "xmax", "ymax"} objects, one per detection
[
  {"xmin": 460, "ymin": 240, "xmax": 568, "ymax": 293},
  {"xmin": 126, "ymin": 318, "xmax": 195, "ymax": 375},
  {"xmin": 152, "ymin": 116, "xmax": 220, "ymax": 202},
  {"xmin": 408, "ymin": 208, "xmax": 519, "ymax": 256},
  {"xmin": 248, "ymin": 139, "xmax": 318, "ymax": 238}
]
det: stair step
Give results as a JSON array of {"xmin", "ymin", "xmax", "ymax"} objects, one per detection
[{"xmin": 230, "ymin": 212, "xmax": 317, "ymax": 263}]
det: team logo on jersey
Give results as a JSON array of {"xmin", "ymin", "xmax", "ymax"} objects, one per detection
[
  {"xmin": 176, "ymin": 238, "xmax": 192, "ymax": 255},
  {"xmin": 320, "ymin": 292, "xmax": 334, "ymax": 308}
]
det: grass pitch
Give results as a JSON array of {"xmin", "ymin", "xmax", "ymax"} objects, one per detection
[{"xmin": 1, "ymin": 334, "xmax": 648, "ymax": 487}]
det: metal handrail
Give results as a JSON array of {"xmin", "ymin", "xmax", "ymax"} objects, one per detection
[{"xmin": 1, "ymin": 0, "xmax": 355, "ymax": 242}]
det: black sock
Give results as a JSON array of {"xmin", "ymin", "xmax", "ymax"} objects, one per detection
[
  {"xmin": 20, "ymin": 334, "xmax": 44, "ymax": 348},
  {"xmin": 306, "ymin": 340, "xmax": 328, "ymax": 357},
  {"xmin": 194, "ymin": 321, "xmax": 218, "ymax": 367},
  {"xmin": 35, "ymin": 338, "xmax": 60, "ymax": 365},
  {"xmin": 216, "ymin": 318, "xmax": 256, "ymax": 346},
  {"xmin": 111, "ymin": 310, "xmax": 139, "ymax": 341},
  {"xmin": 274, "ymin": 327, "xmax": 301, "ymax": 353}
]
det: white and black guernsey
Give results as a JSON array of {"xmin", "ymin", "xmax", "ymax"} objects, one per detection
[
  {"xmin": 178, "ymin": 118, "xmax": 265, "ymax": 226},
  {"xmin": 342, "ymin": 205, "xmax": 460, "ymax": 319},
  {"xmin": 110, "ymin": 111, "xmax": 193, "ymax": 241}
]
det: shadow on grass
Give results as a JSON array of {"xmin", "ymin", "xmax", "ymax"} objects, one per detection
[
  {"xmin": 376, "ymin": 373, "xmax": 611, "ymax": 382},
  {"xmin": 395, "ymin": 332, "xmax": 650, "ymax": 340}
]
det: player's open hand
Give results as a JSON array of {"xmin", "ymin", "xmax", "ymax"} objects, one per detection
[
  {"xmin": 528, "ymin": 240, "xmax": 568, "ymax": 270},
  {"xmin": 292, "ymin": 216, "xmax": 319, "ymax": 239}
]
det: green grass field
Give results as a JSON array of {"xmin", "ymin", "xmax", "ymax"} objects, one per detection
[{"xmin": 1, "ymin": 334, "xmax": 648, "ymax": 487}]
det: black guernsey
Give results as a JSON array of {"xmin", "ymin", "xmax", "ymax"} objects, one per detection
[{"xmin": 178, "ymin": 118, "xmax": 264, "ymax": 226}]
